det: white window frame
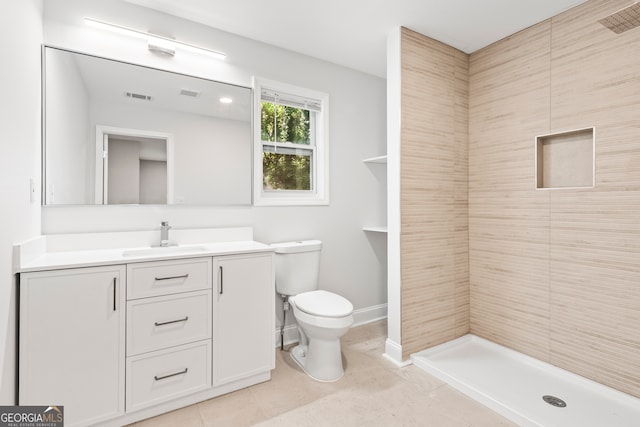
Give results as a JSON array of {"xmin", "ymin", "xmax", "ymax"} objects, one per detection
[{"xmin": 252, "ymin": 77, "xmax": 329, "ymax": 206}]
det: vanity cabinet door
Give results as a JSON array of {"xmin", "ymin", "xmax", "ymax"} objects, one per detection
[
  {"xmin": 19, "ymin": 266, "xmax": 126, "ymax": 427},
  {"xmin": 213, "ymin": 254, "xmax": 275, "ymax": 386}
]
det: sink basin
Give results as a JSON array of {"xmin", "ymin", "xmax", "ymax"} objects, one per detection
[{"xmin": 122, "ymin": 245, "xmax": 207, "ymax": 257}]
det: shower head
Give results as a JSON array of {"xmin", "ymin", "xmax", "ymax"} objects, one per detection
[{"xmin": 598, "ymin": 2, "xmax": 640, "ymax": 34}]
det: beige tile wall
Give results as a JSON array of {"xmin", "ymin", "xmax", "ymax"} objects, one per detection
[
  {"xmin": 468, "ymin": 20, "xmax": 552, "ymax": 362},
  {"xmin": 399, "ymin": 28, "xmax": 469, "ymax": 359},
  {"xmin": 469, "ymin": 0, "xmax": 640, "ymax": 398}
]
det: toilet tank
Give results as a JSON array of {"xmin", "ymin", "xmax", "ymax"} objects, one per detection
[{"xmin": 270, "ymin": 240, "xmax": 322, "ymax": 296}]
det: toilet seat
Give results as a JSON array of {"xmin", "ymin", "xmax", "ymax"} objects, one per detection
[
  {"xmin": 291, "ymin": 305, "xmax": 354, "ymax": 330},
  {"xmin": 291, "ymin": 290, "xmax": 353, "ymax": 318}
]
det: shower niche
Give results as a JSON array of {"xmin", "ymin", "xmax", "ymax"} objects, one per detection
[{"xmin": 535, "ymin": 127, "xmax": 595, "ymax": 189}]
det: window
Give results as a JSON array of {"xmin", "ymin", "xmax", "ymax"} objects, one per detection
[{"xmin": 253, "ymin": 78, "xmax": 329, "ymax": 206}]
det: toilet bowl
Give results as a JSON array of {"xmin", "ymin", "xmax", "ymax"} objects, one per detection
[
  {"xmin": 289, "ymin": 290, "xmax": 354, "ymax": 382},
  {"xmin": 270, "ymin": 240, "xmax": 354, "ymax": 382}
]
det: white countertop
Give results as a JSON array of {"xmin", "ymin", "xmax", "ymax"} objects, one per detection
[
  {"xmin": 14, "ymin": 227, "xmax": 274, "ymax": 273},
  {"xmin": 17, "ymin": 241, "xmax": 274, "ymax": 273}
]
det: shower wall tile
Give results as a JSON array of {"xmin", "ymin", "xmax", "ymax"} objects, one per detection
[
  {"xmin": 399, "ymin": 28, "xmax": 469, "ymax": 358},
  {"xmin": 469, "ymin": 21, "xmax": 551, "ymax": 193},
  {"xmin": 468, "ymin": 20, "xmax": 552, "ymax": 361},
  {"xmin": 549, "ymin": 191, "xmax": 640, "ymax": 397},
  {"xmin": 468, "ymin": 0, "xmax": 640, "ymax": 399},
  {"xmin": 469, "ymin": 190, "xmax": 551, "ymax": 361},
  {"xmin": 548, "ymin": 0, "xmax": 640, "ymax": 398},
  {"xmin": 551, "ymin": 0, "xmax": 640, "ymax": 192},
  {"xmin": 454, "ymin": 49, "xmax": 470, "ymax": 337}
]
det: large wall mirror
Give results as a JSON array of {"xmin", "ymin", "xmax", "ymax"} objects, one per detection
[{"xmin": 43, "ymin": 46, "xmax": 252, "ymax": 206}]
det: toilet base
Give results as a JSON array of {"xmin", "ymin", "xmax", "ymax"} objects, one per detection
[{"xmin": 290, "ymin": 344, "xmax": 344, "ymax": 382}]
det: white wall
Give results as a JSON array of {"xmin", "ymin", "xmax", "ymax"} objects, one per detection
[
  {"xmin": 384, "ymin": 28, "xmax": 403, "ymax": 364},
  {"xmin": 41, "ymin": 0, "xmax": 387, "ymax": 323},
  {"xmin": 45, "ymin": 47, "xmax": 91, "ymax": 204},
  {"xmin": 139, "ymin": 160, "xmax": 167, "ymax": 204},
  {"xmin": 108, "ymin": 138, "xmax": 141, "ymax": 204},
  {"xmin": 0, "ymin": 0, "xmax": 43, "ymax": 403},
  {"xmin": 90, "ymin": 102, "xmax": 251, "ymax": 205}
]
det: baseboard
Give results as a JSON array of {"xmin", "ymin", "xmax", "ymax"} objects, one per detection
[
  {"xmin": 352, "ymin": 303, "xmax": 387, "ymax": 327},
  {"xmin": 383, "ymin": 338, "xmax": 412, "ymax": 367},
  {"xmin": 274, "ymin": 303, "xmax": 388, "ymax": 348}
]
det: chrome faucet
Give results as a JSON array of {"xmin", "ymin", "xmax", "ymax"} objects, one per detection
[{"xmin": 160, "ymin": 221, "xmax": 171, "ymax": 247}]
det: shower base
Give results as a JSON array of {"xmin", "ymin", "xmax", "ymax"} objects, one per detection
[{"xmin": 412, "ymin": 335, "xmax": 640, "ymax": 427}]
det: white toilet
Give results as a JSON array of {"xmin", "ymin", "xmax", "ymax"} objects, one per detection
[{"xmin": 271, "ymin": 240, "xmax": 354, "ymax": 382}]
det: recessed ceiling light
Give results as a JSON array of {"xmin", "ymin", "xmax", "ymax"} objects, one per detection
[{"xmin": 220, "ymin": 97, "xmax": 233, "ymax": 104}]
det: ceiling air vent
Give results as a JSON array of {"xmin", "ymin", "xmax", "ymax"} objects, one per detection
[
  {"xmin": 180, "ymin": 88, "xmax": 201, "ymax": 97},
  {"xmin": 125, "ymin": 92, "xmax": 153, "ymax": 101}
]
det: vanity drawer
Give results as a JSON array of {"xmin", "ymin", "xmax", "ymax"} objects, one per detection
[
  {"xmin": 127, "ymin": 258, "xmax": 212, "ymax": 300},
  {"xmin": 126, "ymin": 340, "xmax": 211, "ymax": 412},
  {"xmin": 127, "ymin": 290, "xmax": 211, "ymax": 356}
]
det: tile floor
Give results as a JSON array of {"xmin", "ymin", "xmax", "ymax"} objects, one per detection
[{"xmin": 132, "ymin": 321, "xmax": 516, "ymax": 426}]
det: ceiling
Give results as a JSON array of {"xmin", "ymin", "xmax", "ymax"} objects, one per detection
[
  {"xmin": 123, "ymin": 0, "xmax": 589, "ymax": 77},
  {"xmin": 60, "ymin": 48, "xmax": 252, "ymax": 122}
]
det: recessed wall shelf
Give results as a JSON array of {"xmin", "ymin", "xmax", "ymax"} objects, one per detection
[
  {"xmin": 362, "ymin": 155, "xmax": 387, "ymax": 233},
  {"xmin": 535, "ymin": 127, "xmax": 595, "ymax": 189},
  {"xmin": 363, "ymin": 155, "xmax": 388, "ymax": 164},
  {"xmin": 363, "ymin": 226, "xmax": 388, "ymax": 233}
]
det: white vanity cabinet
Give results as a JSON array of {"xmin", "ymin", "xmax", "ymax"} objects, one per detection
[
  {"xmin": 125, "ymin": 257, "xmax": 213, "ymax": 412},
  {"xmin": 213, "ymin": 254, "xmax": 275, "ymax": 386},
  {"xmin": 16, "ymin": 235, "xmax": 275, "ymax": 426},
  {"xmin": 19, "ymin": 265, "xmax": 126, "ymax": 427}
]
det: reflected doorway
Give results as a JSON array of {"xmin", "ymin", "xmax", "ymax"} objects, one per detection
[{"xmin": 95, "ymin": 126, "xmax": 174, "ymax": 204}]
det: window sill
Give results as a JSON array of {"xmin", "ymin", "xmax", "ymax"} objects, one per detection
[{"xmin": 253, "ymin": 194, "xmax": 329, "ymax": 207}]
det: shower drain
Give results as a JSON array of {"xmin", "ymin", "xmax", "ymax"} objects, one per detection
[{"xmin": 542, "ymin": 395, "xmax": 567, "ymax": 408}]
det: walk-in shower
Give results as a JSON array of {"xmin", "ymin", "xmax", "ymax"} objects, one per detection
[{"xmin": 412, "ymin": 336, "xmax": 640, "ymax": 427}]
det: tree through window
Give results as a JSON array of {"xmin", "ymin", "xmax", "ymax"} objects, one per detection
[
  {"xmin": 253, "ymin": 79, "xmax": 329, "ymax": 206},
  {"xmin": 261, "ymin": 102, "xmax": 312, "ymax": 191}
]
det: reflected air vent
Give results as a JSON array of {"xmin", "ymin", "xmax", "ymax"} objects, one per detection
[
  {"xmin": 180, "ymin": 89, "xmax": 201, "ymax": 97},
  {"xmin": 125, "ymin": 92, "xmax": 153, "ymax": 101}
]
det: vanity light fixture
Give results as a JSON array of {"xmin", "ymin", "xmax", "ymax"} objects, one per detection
[
  {"xmin": 84, "ymin": 17, "xmax": 226, "ymax": 61},
  {"xmin": 219, "ymin": 97, "xmax": 233, "ymax": 104}
]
